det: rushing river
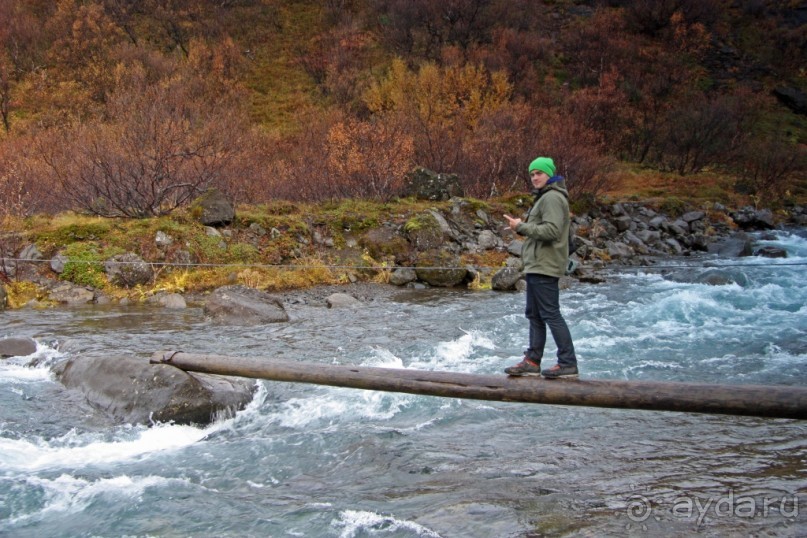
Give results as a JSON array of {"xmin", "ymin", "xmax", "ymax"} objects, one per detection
[{"xmin": 1, "ymin": 229, "xmax": 806, "ymax": 537}]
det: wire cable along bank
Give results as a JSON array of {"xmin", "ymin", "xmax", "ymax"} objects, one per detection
[{"xmin": 152, "ymin": 351, "xmax": 807, "ymax": 420}]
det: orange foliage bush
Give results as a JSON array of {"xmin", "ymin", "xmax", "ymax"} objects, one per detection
[
  {"xmin": 0, "ymin": 135, "xmax": 56, "ymax": 216},
  {"xmin": 326, "ymin": 118, "xmax": 414, "ymax": 200},
  {"xmin": 364, "ymin": 58, "xmax": 511, "ymax": 174},
  {"xmin": 35, "ymin": 74, "xmax": 254, "ymax": 217}
]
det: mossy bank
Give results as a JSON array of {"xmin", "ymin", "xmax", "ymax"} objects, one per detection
[{"xmin": 1, "ymin": 193, "xmax": 805, "ymax": 310}]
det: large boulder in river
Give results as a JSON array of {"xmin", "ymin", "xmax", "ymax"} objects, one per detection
[
  {"xmin": 0, "ymin": 337, "xmax": 38, "ymax": 357},
  {"xmin": 203, "ymin": 285, "xmax": 289, "ymax": 324},
  {"xmin": 54, "ymin": 355, "xmax": 256, "ymax": 425}
]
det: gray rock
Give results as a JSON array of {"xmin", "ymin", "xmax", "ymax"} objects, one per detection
[
  {"xmin": 205, "ymin": 226, "xmax": 223, "ymax": 238},
  {"xmin": 427, "ymin": 209, "xmax": 459, "ymax": 242},
  {"xmin": 673, "ymin": 219, "xmax": 690, "ymax": 231},
  {"xmin": 158, "ymin": 293, "xmax": 187, "ymax": 309},
  {"xmin": 606, "ymin": 241, "xmax": 634, "ymax": 259},
  {"xmin": 636, "ymin": 230, "xmax": 661, "ymax": 245},
  {"xmin": 47, "ymin": 283, "xmax": 95, "ymax": 304},
  {"xmin": 664, "ymin": 238, "xmax": 684, "ymax": 254},
  {"xmin": 193, "ymin": 189, "xmax": 235, "ymax": 226},
  {"xmin": 755, "ymin": 246, "xmax": 787, "ymax": 258},
  {"xmin": 406, "ymin": 213, "xmax": 445, "ymax": 251},
  {"xmin": 639, "ymin": 207, "xmax": 657, "ymax": 218},
  {"xmin": 614, "ymin": 216, "xmax": 632, "ymax": 232},
  {"xmin": 0, "ymin": 284, "xmax": 6, "ymax": 309},
  {"xmin": 105, "ymin": 253, "xmax": 154, "ymax": 288},
  {"xmin": 504, "ymin": 256, "xmax": 523, "ymax": 269},
  {"xmin": 689, "ymin": 233, "xmax": 709, "ymax": 251},
  {"xmin": 415, "ymin": 251, "xmax": 467, "ymax": 287},
  {"xmin": 507, "ymin": 240, "xmax": 523, "ymax": 257},
  {"xmin": 19, "ymin": 244, "xmax": 42, "ymax": 261},
  {"xmin": 389, "ymin": 267, "xmax": 417, "ymax": 286},
  {"xmin": 249, "ymin": 222, "xmax": 267, "ymax": 237},
  {"xmin": 55, "ymin": 355, "xmax": 256, "ymax": 426},
  {"xmin": 477, "ymin": 230, "xmax": 498, "ymax": 250},
  {"xmin": 682, "ymin": 211, "xmax": 706, "ymax": 223},
  {"xmin": 0, "ymin": 337, "xmax": 37, "ymax": 357},
  {"xmin": 50, "ymin": 253, "xmax": 69, "ymax": 274},
  {"xmin": 155, "ymin": 231, "xmax": 173, "ymax": 247},
  {"xmin": 577, "ymin": 269, "xmax": 606, "ymax": 284},
  {"xmin": 666, "ymin": 269, "xmax": 749, "ymax": 287},
  {"xmin": 491, "ymin": 267, "xmax": 522, "ymax": 291},
  {"xmin": 203, "ymin": 285, "xmax": 289, "ymax": 325},
  {"xmin": 475, "ymin": 209, "xmax": 490, "ymax": 226},
  {"xmin": 649, "ymin": 216, "xmax": 666, "ymax": 230},
  {"xmin": 326, "ymin": 293, "xmax": 360, "ymax": 308},
  {"xmin": 622, "ymin": 231, "xmax": 647, "ymax": 249},
  {"xmin": 662, "ymin": 221, "xmax": 687, "ymax": 236},
  {"xmin": 773, "ymin": 86, "xmax": 807, "ymax": 115},
  {"xmin": 169, "ymin": 249, "xmax": 194, "ymax": 267},
  {"xmin": 404, "ymin": 166, "xmax": 464, "ymax": 201},
  {"xmin": 708, "ymin": 232, "xmax": 755, "ymax": 257},
  {"xmin": 732, "ymin": 207, "xmax": 774, "ymax": 230},
  {"xmin": 1, "ymin": 257, "xmax": 16, "ymax": 278},
  {"xmin": 611, "ymin": 203, "xmax": 626, "ymax": 216}
]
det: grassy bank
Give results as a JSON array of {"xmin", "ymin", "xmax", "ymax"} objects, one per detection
[{"xmin": 1, "ymin": 168, "xmax": 802, "ymax": 309}]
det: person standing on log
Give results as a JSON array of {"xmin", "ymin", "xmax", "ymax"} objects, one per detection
[{"xmin": 503, "ymin": 156, "xmax": 579, "ymax": 378}]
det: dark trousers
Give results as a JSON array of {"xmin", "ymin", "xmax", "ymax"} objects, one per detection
[{"xmin": 525, "ymin": 273, "xmax": 577, "ymax": 367}]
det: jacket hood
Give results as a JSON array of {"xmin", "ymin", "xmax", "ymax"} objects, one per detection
[{"xmin": 532, "ymin": 177, "xmax": 569, "ymax": 199}]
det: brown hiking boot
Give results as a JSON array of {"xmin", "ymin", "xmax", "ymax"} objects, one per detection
[
  {"xmin": 504, "ymin": 358, "xmax": 542, "ymax": 376},
  {"xmin": 541, "ymin": 364, "xmax": 579, "ymax": 379}
]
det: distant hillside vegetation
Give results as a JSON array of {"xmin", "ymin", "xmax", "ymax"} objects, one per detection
[{"xmin": 1, "ymin": 0, "xmax": 805, "ymax": 219}]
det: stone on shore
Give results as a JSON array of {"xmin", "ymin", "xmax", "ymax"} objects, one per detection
[
  {"xmin": 203, "ymin": 285, "xmax": 289, "ymax": 324},
  {"xmin": 105, "ymin": 253, "xmax": 154, "ymax": 288},
  {"xmin": 491, "ymin": 267, "xmax": 522, "ymax": 291},
  {"xmin": 47, "ymin": 282, "xmax": 96, "ymax": 304},
  {"xmin": 326, "ymin": 293, "xmax": 360, "ymax": 308}
]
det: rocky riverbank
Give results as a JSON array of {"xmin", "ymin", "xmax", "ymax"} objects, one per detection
[{"xmin": 2, "ymin": 195, "xmax": 804, "ymax": 312}]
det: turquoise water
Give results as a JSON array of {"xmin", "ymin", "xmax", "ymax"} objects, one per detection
[{"xmin": 1, "ymin": 229, "xmax": 805, "ymax": 537}]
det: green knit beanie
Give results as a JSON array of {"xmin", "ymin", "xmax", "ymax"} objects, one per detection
[{"xmin": 528, "ymin": 157, "xmax": 556, "ymax": 177}]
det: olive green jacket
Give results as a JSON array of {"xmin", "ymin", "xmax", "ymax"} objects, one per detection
[{"xmin": 515, "ymin": 181, "xmax": 570, "ymax": 278}]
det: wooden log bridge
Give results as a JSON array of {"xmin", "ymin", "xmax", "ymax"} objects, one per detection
[{"xmin": 151, "ymin": 351, "xmax": 807, "ymax": 420}]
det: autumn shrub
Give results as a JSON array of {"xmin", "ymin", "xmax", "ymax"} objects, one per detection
[
  {"xmin": 259, "ymin": 107, "xmax": 342, "ymax": 202},
  {"xmin": 369, "ymin": 0, "xmax": 498, "ymax": 60},
  {"xmin": 734, "ymin": 134, "xmax": 807, "ymax": 204},
  {"xmin": 0, "ymin": 135, "xmax": 57, "ymax": 216},
  {"xmin": 364, "ymin": 58, "xmax": 511, "ymax": 174},
  {"xmin": 455, "ymin": 101, "xmax": 540, "ymax": 197},
  {"xmin": 657, "ymin": 90, "xmax": 760, "ymax": 175},
  {"xmin": 326, "ymin": 118, "xmax": 414, "ymax": 200},
  {"xmin": 531, "ymin": 108, "xmax": 616, "ymax": 200},
  {"xmin": 620, "ymin": 0, "xmax": 721, "ymax": 39},
  {"xmin": 36, "ymin": 74, "xmax": 253, "ymax": 217}
]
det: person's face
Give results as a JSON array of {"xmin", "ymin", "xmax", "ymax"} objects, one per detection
[{"xmin": 530, "ymin": 169, "xmax": 549, "ymax": 189}]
